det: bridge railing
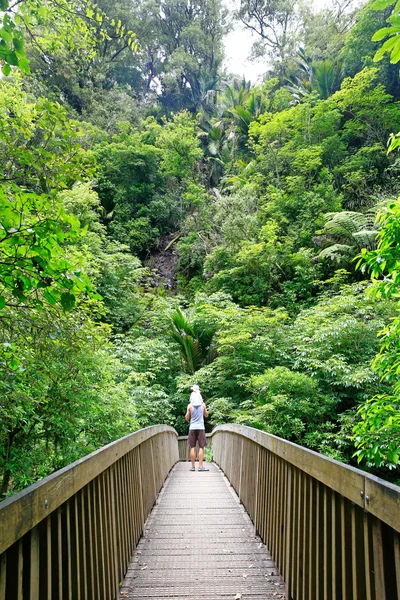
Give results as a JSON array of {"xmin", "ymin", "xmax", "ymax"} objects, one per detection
[
  {"xmin": 0, "ymin": 425, "xmax": 178, "ymax": 600},
  {"xmin": 177, "ymin": 434, "xmax": 212, "ymax": 461},
  {"xmin": 211, "ymin": 424, "xmax": 400, "ymax": 600}
]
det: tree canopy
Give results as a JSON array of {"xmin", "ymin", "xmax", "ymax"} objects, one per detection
[{"xmin": 1, "ymin": 0, "xmax": 400, "ymax": 497}]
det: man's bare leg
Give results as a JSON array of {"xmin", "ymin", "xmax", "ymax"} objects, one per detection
[
  {"xmin": 198, "ymin": 447, "xmax": 204, "ymax": 469},
  {"xmin": 190, "ymin": 447, "xmax": 196, "ymax": 468}
]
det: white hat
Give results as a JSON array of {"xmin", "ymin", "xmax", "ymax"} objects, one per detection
[{"xmin": 191, "ymin": 384, "xmax": 200, "ymax": 392}]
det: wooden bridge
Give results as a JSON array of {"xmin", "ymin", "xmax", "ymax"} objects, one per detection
[{"xmin": 0, "ymin": 425, "xmax": 399, "ymax": 599}]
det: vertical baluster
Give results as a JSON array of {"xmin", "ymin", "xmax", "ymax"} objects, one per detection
[
  {"xmin": 74, "ymin": 495, "xmax": 81, "ymax": 600},
  {"xmin": 66, "ymin": 501, "xmax": 72, "ymax": 600},
  {"xmin": 87, "ymin": 484, "xmax": 96, "ymax": 600},
  {"xmin": 296, "ymin": 470, "xmax": 304, "ymax": 600},
  {"xmin": 131, "ymin": 451, "xmax": 139, "ymax": 547},
  {"xmin": 150, "ymin": 439, "xmax": 157, "ymax": 502},
  {"xmin": 238, "ymin": 438, "xmax": 244, "ymax": 501},
  {"xmin": 110, "ymin": 466, "xmax": 120, "ymax": 599},
  {"xmin": 121, "ymin": 457, "xmax": 130, "ymax": 571},
  {"xmin": 341, "ymin": 496, "xmax": 348, "ymax": 600},
  {"xmin": 47, "ymin": 516, "xmax": 52, "ymax": 599},
  {"xmin": 372, "ymin": 517, "xmax": 386, "ymax": 600},
  {"xmin": 394, "ymin": 531, "xmax": 400, "ymax": 599},
  {"xmin": 261, "ymin": 449, "xmax": 267, "ymax": 542},
  {"xmin": 106, "ymin": 470, "xmax": 116, "ymax": 598},
  {"xmin": 137, "ymin": 446, "xmax": 145, "ymax": 535},
  {"xmin": 302, "ymin": 473, "xmax": 309, "ymax": 600},
  {"xmin": 315, "ymin": 481, "xmax": 321, "ymax": 600},
  {"xmin": 324, "ymin": 487, "xmax": 329, "ymax": 600},
  {"xmin": 99, "ymin": 473, "xmax": 111, "ymax": 598},
  {"xmin": 17, "ymin": 539, "xmax": 23, "ymax": 600},
  {"xmin": 253, "ymin": 446, "xmax": 260, "ymax": 536},
  {"xmin": 80, "ymin": 490, "xmax": 87, "ymax": 600},
  {"xmin": 309, "ymin": 477, "xmax": 315, "ymax": 600},
  {"xmin": 114, "ymin": 461, "xmax": 123, "ymax": 580},
  {"xmin": 351, "ymin": 503, "xmax": 359, "ymax": 600},
  {"xmin": 30, "ymin": 527, "xmax": 40, "ymax": 600},
  {"xmin": 363, "ymin": 513, "xmax": 372, "ymax": 600},
  {"xmin": 331, "ymin": 492, "xmax": 337, "ymax": 600},
  {"xmin": 125, "ymin": 453, "xmax": 135, "ymax": 559},
  {"xmin": 0, "ymin": 553, "xmax": 6, "ymax": 600},
  {"xmin": 271, "ymin": 454, "xmax": 278, "ymax": 557},
  {"xmin": 285, "ymin": 463, "xmax": 293, "ymax": 600},
  {"xmin": 93, "ymin": 475, "xmax": 107, "ymax": 598},
  {"xmin": 275, "ymin": 458, "xmax": 282, "ymax": 570},
  {"xmin": 57, "ymin": 508, "xmax": 63, "ymax": 600},
  {"xmin": 279, "ymin": 460, "xmax": 286, "ymax": 572},
  {"xmin": 290, "ymin": 468, "xmax": 298, "ymax": 595}
]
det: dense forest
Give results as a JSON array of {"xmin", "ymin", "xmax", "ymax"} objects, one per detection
[{"xmin": 1, "ymin": 0, "xmax": 400, "ymax": 497}]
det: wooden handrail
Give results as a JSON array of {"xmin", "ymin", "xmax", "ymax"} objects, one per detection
[
  {"xmin": 211, "ymin": 424, "xmax": 400, "ymax": 600},
  {"xmin": 0, "ymin": 425, "xmax": 178, "ymax": 599}
]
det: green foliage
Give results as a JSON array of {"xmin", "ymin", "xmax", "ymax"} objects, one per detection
[
  {"xmin": 2, "ymin": 0, "xmax": 400, "ymax": 496},
  {"xmin": 371, "ymin": 0, "xmax": 400, "ymax": 63},
  {"xmin": 354, "ymin": 198, "xmax": 400, "ymax": 468}
]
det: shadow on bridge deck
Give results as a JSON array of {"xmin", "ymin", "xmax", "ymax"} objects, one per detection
[{"xmin": 120, "ymin": 462, "xmax": 285, "ymax": 600}]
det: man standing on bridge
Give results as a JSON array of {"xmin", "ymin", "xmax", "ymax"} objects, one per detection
[{"xmin": 185, "ymin": 384, "xmax": 209, "ymax": 471}]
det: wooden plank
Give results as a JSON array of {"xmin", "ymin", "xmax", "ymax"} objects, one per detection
[
  {"xmin": 74, "ymin": 495, "xmax": 81, "ymax": 600},
  {"xmin": 341, "ymin": 497, "xmax": 347, "ymax": 600},
  {"xmin": 30, "ymin": 526, "xmax": 40, "ymax": 600},
  {"xmin": 365, "ymin": 477, "xmax": 400, "ymax": 532},
  {"xmin": 309, "ymin": 477, "xmax": 315, "ymax": 600},
  {"xmin": 253, "ymin": 446, "xmax": 260, "ymax": 536},
  {"xmin": 296, "ymin": 470, "xmax": 304, "ymax": 599},
  {"xmin": 364, "ymin": 512, "xmax": 372, "ymax": 600},
  {"xmin": 86, "ymin": 484, "xmax": 95, "ymax": 600},
  {"xmin": 372, "ymin": 517, "xmax": 386, "ymax": 600},
  {"xmin": 351, "ymin": 503, "xmax": 358, "ymax": 600},
  {"xmin": 331, "ymin": 492, "xmax": 336, "ymax": 600},
  {"xmin": 18, "ymin": 539, "xmax": 23, "ymax": 600},
  {"xmin": 394, "ymin": 531, "xmax": 400, "ymax": 598},
  {"xmin": 0, "ymin": 425, "xmax": 178, "ymax": 555},
  {"xmin": 290, "ymin": 468, "xmax": 299, "ymax": 595},
  {"xmin": 110, "ymin": 467, "xmax": 120, "ymax": 599},
  {"xmin": 47, "ymin": 516, "xmax": 52, "ymax": 599},
  {"xmin": 97, "ymin": 477, "xmax": 106, "ymax": 599},
  {"xmin": 80, "ymin": 490, "xmax": 87, "ymax": 600},
  {"xmin": 285, "ymin": 463, "xmax": 293, "ymax": 600},
  {"xmin": 66, "ymin": 501, "xmax": 72, "ymax": 600},
  {"xmin": 302, "ymin": 473, "xmax": 309, "ymax": 600},
  {"xmin": 57, "ymin": 508, "xmax": 63, "ymax": 600}
]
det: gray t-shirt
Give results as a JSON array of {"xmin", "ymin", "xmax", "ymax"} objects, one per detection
[{"xmin": 189, "ymin": 404, "xmax": 205, "ymax": 430}]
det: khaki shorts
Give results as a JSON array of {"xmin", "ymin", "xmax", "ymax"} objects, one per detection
[{"xmin": 188, "ymin": 429, "xmax": 207, "ymax": 448}]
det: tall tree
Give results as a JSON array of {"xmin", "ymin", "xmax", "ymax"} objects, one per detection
[{"xmin": 235, "ymin": 0, "xmax": 298, "ymax": 64}]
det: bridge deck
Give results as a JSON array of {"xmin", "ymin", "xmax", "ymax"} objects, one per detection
[{"xmin": 120, "ymin": 462, "xmax": 285, "ymax": 600}]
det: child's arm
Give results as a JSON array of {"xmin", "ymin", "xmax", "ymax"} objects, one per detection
[
  {"xmin": 203, "ymin": 403, "xmax": 209, "ymax": 418},
  {"xmin": 185, "ymin": 404, "xmax": 192, "ymax": 421}
]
